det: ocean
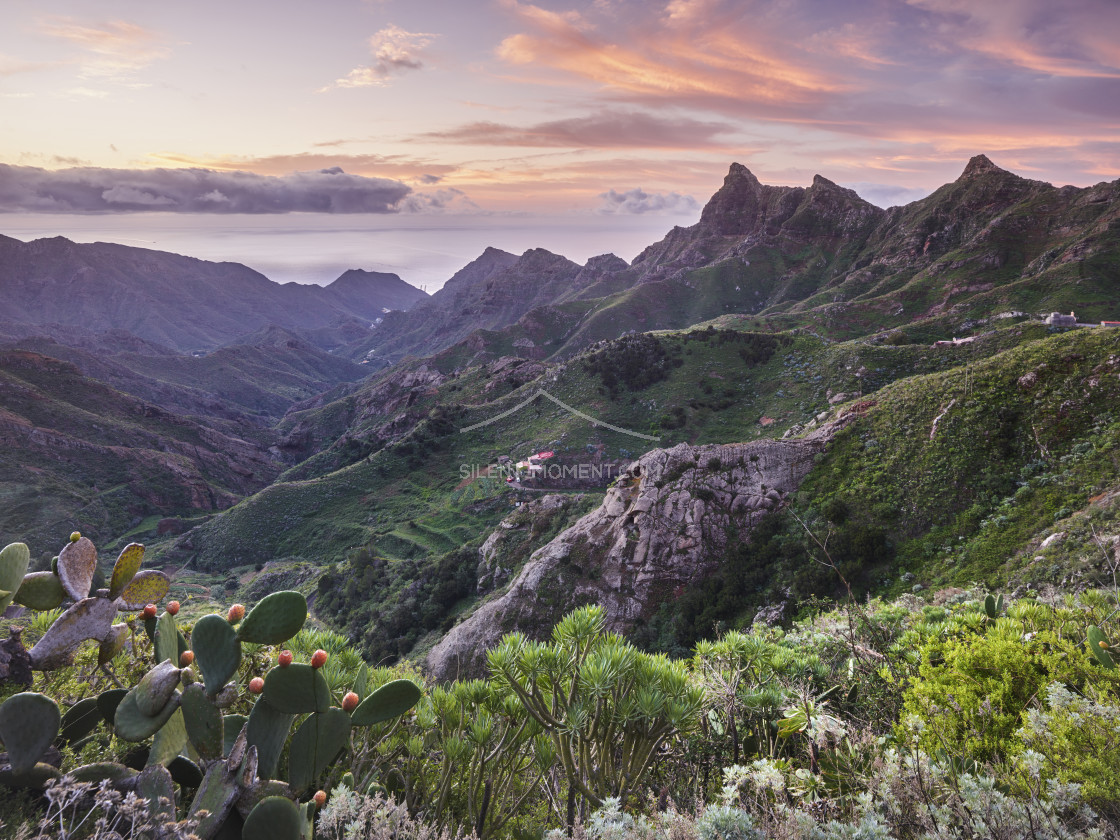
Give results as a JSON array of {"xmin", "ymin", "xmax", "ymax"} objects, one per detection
[{"xmin": 0, "ymin": 212, "xmax": 696, "ymax": 292}]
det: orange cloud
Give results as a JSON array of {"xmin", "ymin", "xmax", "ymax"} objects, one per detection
[{"xmin": 496, "ymin": 0, "xmax": 844, "ymax": 108}]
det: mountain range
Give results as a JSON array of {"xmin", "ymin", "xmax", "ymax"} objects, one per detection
[
  {"xmin": 0, "ymin": 235, "xmax": 428, "ymax": 352},
  {"xmin": 2, "ymin": 154, "xmax": 1119, "ymax": 668}
]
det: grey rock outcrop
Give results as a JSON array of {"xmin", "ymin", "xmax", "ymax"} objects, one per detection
[{"xmin": 426, "ymin": 417, "xmax": 853, "ymax": 680}]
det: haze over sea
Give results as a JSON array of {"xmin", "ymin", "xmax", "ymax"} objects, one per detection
[{"xmin": 1, "ymin": 213, "xmax": 694, "ymax": 292}]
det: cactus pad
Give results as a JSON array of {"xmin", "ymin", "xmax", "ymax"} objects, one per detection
[
  {"xmin": 352, "ymin": 678, "xmax": 422, "ymax": 726},
  {"xmin": 0, "ymin": 692, "xmax": 61, "ymax": 775},
  {"xmin": 191, "ymin": 613, "xmax": 243, "ymax": 697},
  {"xmin": 109, "ymin": 542, "xmax": 145, "ymax": 598},
  {"xmin": 117, "ymin": 569, "xmax": 171, "ymax": 611},
  {"xmin": 135, "ymin": 659, "xmax": 182, "ymax": 717},
  {"xmin": 60, "ymin": 697, "xmax": 103, "ymax": 745},
  {"xmin": 263, "ymin": 664, "xmax": 331, "ymax": 715},
  {"xmin": 353, "ymin": 663, "xmax": 369, "ymax": 699},
  {"xmin": 147, "ymin": 706, "xmax": 188, "ymax": 768},
  {"xmin": 154, "ymin": 611, "xmax": 181, "ymax": 665},
  {"xmin": 114, "ymin": 688, "xmax": 182, "ymax": 742},
  {"xmin": 15, "ymin": 571, "xmax": 66, "ymax": 611},
  {"xmin": 246, "ymin": 698, "xmax": 294, "ymax": 781},
  {"xmin": 97, "ymin": 688, "xmax": 127, "ymax": 725},
  {"xmin": 28, "ymin": 596, "xmax": 118, "ymax": 670},
  {"xmin": 0, "ymin": 762, "xmax": 62, "ymax": 790},
  {"xmin": 1088, "ymin": 625, "xmax": 1115, "ymax": 668},
  {"xmin": 236, "ymin": 779, "xmax": 295, "ymax": 820},
  {"xmin": 243, "ymin": 796, "xmax": 304, "ymax": 840},
  {"xmin": 182, "ymin": 683, "xmax": 224, "ymax": 759},
  {"xmin": 168, "ymin": 755, "xmax": 203, "ymax": 788},
  {"xmin": 98, "ymin": 622, "xmax": 129, "ymax": 666},
  {"xmin": 236, "ymin": 591, "xmax": 308, "ymax": 645},
  {"xmin": 0, "ymin": 542, "xmax": 31, "ymax": 612},
  {"xmin": 57, "ymin": 535, "xmax": 97, "ymax": 602},
  {"xmin": 70, "ymin": 762, "xmax": 138, "ymax": 784},
  {"xmin": 223, "ymin": 714, "xmax": 248, "ymax": 758},
  {"xmin": 288, "ymin": 707, "xmax": 352, "ymax": 793},
  {"xmin": 189, "ymin": 755, "xmax": 243, "ymax": 838},
  {"xmin": 136, "ymin": 764, "xmax": 177, "ymax": 823}
]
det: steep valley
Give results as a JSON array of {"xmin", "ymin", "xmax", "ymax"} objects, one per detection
[{"xmin": 3, "ymin": 155, "xmax": 1120, "ymax": 673}]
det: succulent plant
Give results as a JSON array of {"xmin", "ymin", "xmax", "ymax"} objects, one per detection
[
  {"xmin": 1, "ymin": 543, "xmax": 422, "ymax": 840},
  {"xmin": 4, "ymin": 536, "xmax": 171, "ymax": 672},
  {"xmin": 0, "ymin": 692, "xmax": 61, "ymax": 775},
  {"xmin": 237, "ymin": 591, "xmax": 308, "ymax": 646},
  {"xmin": 1088, "ymin": 624, "xmax": 1115, "ymax": 668},
  {"xmin": 0, "ymin": 543, "xmax": 32, "ymax": 613},
  {"xmin": 984, "ymin": 592, "xmax": 1005, "ymax": 620},
  {"xmin": 14, "ymin": 570, "xmax": 66, "ymax": 611}
]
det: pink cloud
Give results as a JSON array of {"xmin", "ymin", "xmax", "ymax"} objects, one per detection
[
  {"xmin": 491, "ymin": 0, "xmax": 1120, "ymax": 186},
  {"xmin": 421, "ymin": 110, "xmax": 740, "ymax": 150},
  {"xmin": 327, "ymin": 25, "xmax": 438, "ymax": 89}
]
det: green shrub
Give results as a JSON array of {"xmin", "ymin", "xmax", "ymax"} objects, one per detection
[
  {"xmin": 1016, "ymin": 682, "xmax": 1120, "ymax": 816},
  {"xmin": 902, "ymin": 621, "xmax": 1120, "ymax": 763}
]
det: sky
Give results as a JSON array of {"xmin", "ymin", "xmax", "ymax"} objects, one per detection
[{"xmin": 1, "ymin": 0, "xmax": 1119, "ymax": 287}]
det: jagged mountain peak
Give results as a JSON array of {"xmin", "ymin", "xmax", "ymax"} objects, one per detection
[
  {"xmin": 959, "ymin": 154, "xmax": 1007, "ymax": 180},
  {"xmin": 583, "ymin": 253, "xmax": 628, "ymax": 273},
  {"xmin": 725, "ymin": 161, "xmax": 763, "ymax": 187},
  {"xmin": 699, "ymin": 161, "xmax": 788, "ymax": 236},
  {"xmin": 440, "ymin": 247, "xmax": 520, "ymax": 293},
  {"xmin": 510, "ymin": 248, "xmax": 580, "ymax": 272}
]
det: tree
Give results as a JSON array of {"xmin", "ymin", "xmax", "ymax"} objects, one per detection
[{"xmin": 488, "ymin": 605, "xmax": 704, "ymax": 824}]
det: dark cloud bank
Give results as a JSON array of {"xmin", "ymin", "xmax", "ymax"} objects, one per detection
[{"xmin": 0, "ymin": 164, "xmax": 411, "ymax": 213}]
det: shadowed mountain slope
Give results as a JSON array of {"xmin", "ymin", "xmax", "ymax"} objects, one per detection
[{"xmin": 0, "ymin": 235, "xmax": 427, "ymax": 351}]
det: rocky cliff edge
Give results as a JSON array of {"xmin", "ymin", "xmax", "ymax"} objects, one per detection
[{"xmin": 426, "ymin": 409, "xmax": 864, "ymax": 680}]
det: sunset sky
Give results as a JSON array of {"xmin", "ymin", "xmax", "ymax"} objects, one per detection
[{"xmin": 2, "ymin": 0, "xmax": 1119, "ymax": 286}]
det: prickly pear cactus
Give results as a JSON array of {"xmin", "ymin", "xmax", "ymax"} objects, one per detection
[
  {"xmin": 117, "ymin": 569, "xmax": 171, "ymax": 610},
  {"xmin": 352, "ymin": 678, "xmax": 423, "ymax": 726},
  {"xmin": 1088, "ymin": 625, "xmax": 1115, "ymax": 668},
  {"xmin": 0, "ymin": 692, "xmax": 61, "ymax": 775},
  {"xmin": 107, "ymin": 543, "xmax": 145, "ymax": 598},
  {"xmin": 0, "ymin": 542, "xmax": 31, "ymax": 612},
  {"xmin": 29, "ymin": 596, "xmax": 119, "ymax": 670},
  {"xmin": 263, "ymin": 664, "xmax": 331, "ymax": 715},
  {"xmin": 192, "ymin": 613, "xmax": 242, "ymax": 696},
  {"xmin": 14, "ymin": 571, "xmax": 66, "ymax": 611},
  {"xmin": 243, "ymin": 795, "xmax": 305, "ymax": 840},
  {"xmin": 236, "ymin": 591, "xmax": 308, "ymax": 645},
  {"xmin": 57, "ymin": 535, "xmax": 97, "ymax": 602},
  {"xmin": 288, "ymin": 707, "xmax": 351, "ymax": 793},
  {"xmin": 182, "ymin": 683, "xmax": 224, "ymax": 759}
]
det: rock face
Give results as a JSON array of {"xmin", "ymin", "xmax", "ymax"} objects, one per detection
[
  {"xmin": 476, "ymin": 494, "xmax": 583, "ymax": 595},
  {"xmin": 426, "ymin": 417, "xmax": 853, "ymax": 680}
]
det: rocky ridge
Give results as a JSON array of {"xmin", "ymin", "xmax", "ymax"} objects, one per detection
[{"xmin": 426, "ymin": 410, "xmax": 860, "ymax": 679}]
